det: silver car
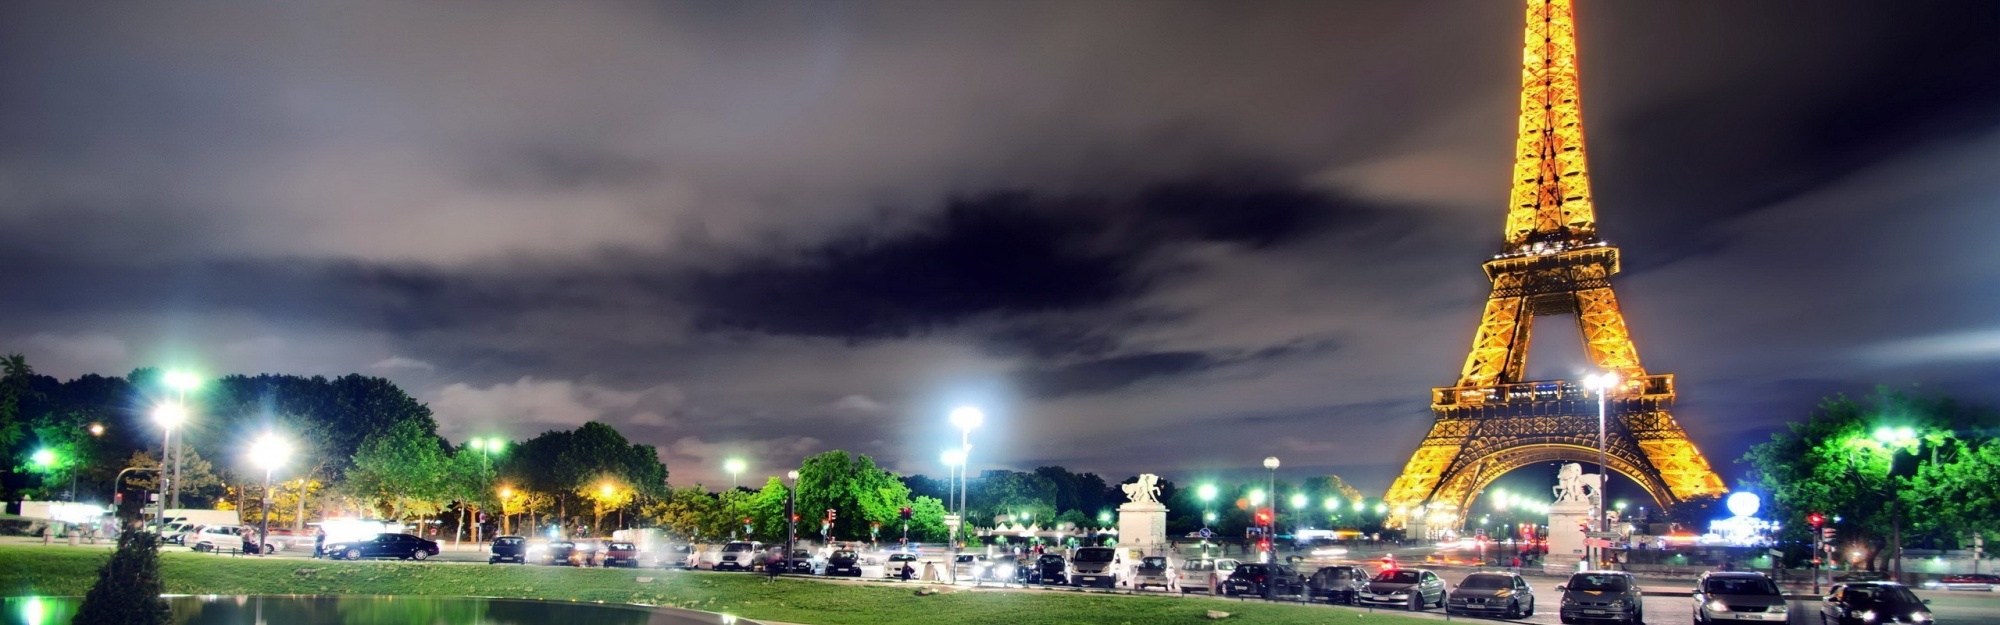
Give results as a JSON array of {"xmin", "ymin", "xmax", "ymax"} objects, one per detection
[
  {"xmin": 1358, "ymin": 568, "xmax": 1448, "ymax": 611},
  {"xmin": 1447, "ymin": 571, "xmax": 1536, "ymax": 618},
  {"xmin": 1692, "ymin": 571, "xmax": 1788, "ymax": 623}
]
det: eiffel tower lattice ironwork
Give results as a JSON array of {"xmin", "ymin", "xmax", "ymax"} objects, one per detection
[{"xmin": 1382, "ymin": 0, "xmax": 1726, "ymax": 531}]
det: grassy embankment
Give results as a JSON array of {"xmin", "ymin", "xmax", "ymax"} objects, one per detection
[{"xmin": 0, "ymin": 546, "xmax": 1437, "ymax": 625}]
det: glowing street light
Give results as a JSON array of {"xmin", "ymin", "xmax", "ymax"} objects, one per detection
[
  {"xmin": 1262, "ymin": 456, "xmax": 1279, "ymax": 562},
  {"xmin": 1198, "ymin": 483, "xmax": 1217, "ymax": 529},
  {"xmin": 87, "ymin": 423, "xmax": 104, "ymax": 437},
  {"xmin": 1324, "ymin": 497, "xmax": 1339, "ymax": 512},
  {"xmin": 1583, "ymin": 371, "xmax": 1618, "ymax": 567},
  {"xmin": 248, "ymin": 431, "xmax": 293, "ymax": 556},
  {"xmin": 1249, "ymin": 489, "xmax": 1266, "ymax": 506},
  {"xmin": 948, "ymin": 406, "xmax": 984, "ymax": 528},
  {"xmin": 724, "ymin": 458, "xmax": 747, "ymax": 490},
  {"xmin": 31, "ymin": 448, "xmax": 56, "ymax": 468},
  {"xmin": 150, "ymin": 401, "xmax": 190, "ymax": 527}
]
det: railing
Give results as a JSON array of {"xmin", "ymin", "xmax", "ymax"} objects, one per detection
[{"xmin": 1433, "ymin": 374, "xmax": 1672, "ymax": 407}]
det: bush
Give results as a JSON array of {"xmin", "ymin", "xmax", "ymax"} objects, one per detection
[{"xmin": 72, "ymin": 530, "xmax": 170, "ymax": 625}]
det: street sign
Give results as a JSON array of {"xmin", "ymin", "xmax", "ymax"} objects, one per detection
[
  {"xmin": 1585, "ymin": 532, "xmax": 1622, "ymax": 539},
  {"xmin": 1768, "ymin": 549, "xmax": 1783, "ymax": 557},
  {"xmin": 1199, "ymin": 528, "xmax": 1213, "ymax": 539}
]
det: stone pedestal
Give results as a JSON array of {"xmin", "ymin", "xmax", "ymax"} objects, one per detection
[
  {"xmin": 1117, "ymin": 502, "xmax": 1168, "ymax": 556},
  {"xmin": 1544, "ymin": 501, "xmax": 1592, "ymax": 574}
]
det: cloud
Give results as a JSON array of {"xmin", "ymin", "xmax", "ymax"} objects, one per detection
[
  {"xmin": 427, "ymin": 377, "xmax": 686, "ymax": 438},
  {"xmin": 667, "ymin": 435, "xmax": 828, "ymax": 488},
  {"xmin": 369, "ymin": 356, "xmax": 438, "ymax": 372},
  {"xmin": 16, "ymin": 332, "xmax": 128, "ymax": 377}
]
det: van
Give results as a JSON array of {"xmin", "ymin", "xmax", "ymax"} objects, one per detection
[{"xmin": 1070, "ymin": 546, "xmax": 1125, "ymax": 588}]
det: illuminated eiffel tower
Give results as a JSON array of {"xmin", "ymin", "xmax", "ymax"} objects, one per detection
[{"xmin": 1382, "ymin": 0, "xmax": 1726, "ymax": 531}]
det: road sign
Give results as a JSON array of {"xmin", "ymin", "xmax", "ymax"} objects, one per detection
[
  {"xmin": 1768, "ymin": 549, "xmax": 1784, "ymax": 557},
  {"xmin": 1199, "ymin": 528, "xmax": 1213, "ymax": 539},
  {"xmin": 1586, "ymin": 532, "xmax": 1622, "ymax": 539}
]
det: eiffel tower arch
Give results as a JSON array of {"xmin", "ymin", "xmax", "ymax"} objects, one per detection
[{"xmin": 1382, "ymin": 0, "xmax": 1726, "ymax": 530}]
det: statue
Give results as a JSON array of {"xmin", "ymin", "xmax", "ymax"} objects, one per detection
[
  {"xmin": 1122, "ymin": 474, "xmax": 1162, "ymax": 505},
  {"xmin": 1552, "ymin": 463, "xmax": 1602, "ymax": 504}
]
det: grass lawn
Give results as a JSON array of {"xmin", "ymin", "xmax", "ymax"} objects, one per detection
[{"xmin": 0, "ymin": 546, "xmax": 1438, "ymax": 625}]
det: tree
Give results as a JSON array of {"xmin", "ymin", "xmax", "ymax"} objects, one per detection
[
  {"xmin": 73, "ymin": 530, "xmax": 170, "ymax": 625},
  {"xmin": 347, "ymin": 419, "xmax": 449, "ymax": 520}
]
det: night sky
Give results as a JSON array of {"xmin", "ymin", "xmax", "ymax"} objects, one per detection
[{"xmin": 3, "ymin": 1, "xmax": 1998, "ymax": 493}]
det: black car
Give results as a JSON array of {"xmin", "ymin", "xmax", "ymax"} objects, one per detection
[
  {"xmin": 1224, "ymin": 563, "xmax": 1308, "ymax": 600},
  {"xmin": 1557, "ymin": 571, "xmax": 1643, "ymax": 624},
  {"xmin": 1821, "ymin": 582, "xmax": 1934, "ymax": 625},
  {"xmin": 488, "ymin": 536, "xmax": 528, "ymax": 564},
  {"xmin": 325, "ymin": 533, "xmax": 440, "ymax": 561},
  {"xmin": 1307, "ymin": 565, "xmax": 1370, "ymax": 605},
  {"xmin": 539, "ymin": 540, "xmax": 578, "ymax": 565},
  {"xmin": 1448, "ymin": 571, "xmax": 1536, "ymax": 619},
  {"xmin": 782, "ymin": 549, "xmax": 821, "ymax": 574},
  {"xmin": 1033, "ymin": 554, "xmax": 1068, "ymax": 585},
  {"xmin": 826, "ymin": 549, "xmax": 863, "ymax": 576}
]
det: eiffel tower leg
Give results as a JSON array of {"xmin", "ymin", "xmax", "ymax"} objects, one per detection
[
  {"xmin": 1382, "ymin": 416, "xmax": 1473, "ymax": 529},
  {"xmin": 1572, "ymin": 286, "xmax": 1641, "ymax": 379},
  {"xmin": 1459, "ymin": 286, "xmax": 1533, "ymax": 388}
]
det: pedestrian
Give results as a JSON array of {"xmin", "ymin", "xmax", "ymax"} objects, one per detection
[
  {"xmin": 899, "ymin": 561, "xmax": 915, "ymax": 581},
  {"xmin": 764, "ymin": 548, "xmax": 784, "ymax": 583},
  {"xmin": 313, "ymin": 529, "xmax": 326, "ymax": 559}
]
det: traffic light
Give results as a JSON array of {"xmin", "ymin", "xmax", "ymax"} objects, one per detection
[
  {"xmin": 1807, "ymin": 512, "xmax": 1825, "ymax": 528},
  {"xmin": 1822, "ymin": 527, "xmax": 1838, "ymax": 541},
  {"xmin": 825, "ymin": 508, "xmax": 837, "ymax": 523},
  {"xmin": 1254, "ymin": 509, "xmax": 1272, "ymax": 525},
  {"xmin": 899, "ymin": 506, "xmax": 913, "ymax": 520}
]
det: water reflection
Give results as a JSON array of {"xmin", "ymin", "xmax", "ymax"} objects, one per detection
[{"xmin": 3, "ymin": 596, "xmax": 745, "ymax": 625}]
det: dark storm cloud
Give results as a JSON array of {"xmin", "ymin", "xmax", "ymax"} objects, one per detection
[{"xmin": 2, "ymin": 0, "xmax": 1999, "ymax": 489}]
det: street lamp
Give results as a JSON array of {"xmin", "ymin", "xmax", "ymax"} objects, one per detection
[
  {"xmin": 248, "ymin": 432, "xmax": 293, "ymax": 556},
  {"xmin": 942, "ymin": 448, "xmax": 965, "ymax": 550},
  {"xmin": 949, "ymin": 406, "xmax": 983, "ymax": 522},
  {"xmin": 150, "ymin": 402, "xmax": 188, "ymax": 528},
  {"xmin": 786, "ymin": 469, "xmax": 800, "ymax": 565},
  {"xmin": 497, "ymin": 486, "xmax": 515, "ymax": 535},
  {"xmin": 1584, "ymin": 371, "xmax": 1617, "ymax": 567},
  {"xmin": 467, "ymin": 438, "xmax": 505, "ymax": 543},
  {"xmin": 1263, "ymin": 456, "xmax": 1279, "ymax": 562},
  {"xmin": 162, "ymin": 370, "xmax": 200, "ymax": 511},
  {"xmin": 1198, "ymin": 484, "xmax": 1217, "ymax": 529},
  {"xmin": 724, "ymin": 458, "xmax": 746, "ymax": 490}
]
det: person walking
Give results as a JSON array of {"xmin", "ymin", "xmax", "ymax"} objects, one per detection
[{"xmin": 313, "ymin": 529, "xmax": 326, "ymax": 559}]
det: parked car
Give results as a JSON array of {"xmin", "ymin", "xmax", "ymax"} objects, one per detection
[
  {"xmin": 1691, "ymin": 571, "xmax": 1786, "ymax": 623},
  {"xmin": 1357, "ymin": 568, "xmax": 1448, "ymax": 611},
  {"xmin": 1179, "ymin": 557, "xmax": 1238, "ymax": 594},
  {"xmin": 1069, "ymin": 547, "xmax": 1124, "ymax": 589},
  {"xmin": 971, "ymin": 556, "xmax": 1017, "ymax": 584},
  {"xmin": 775, "ymin": 548, "xmax": 820, "ymax": 574},
  {"xmin": 1011, "ymin": 557, "xmax": 1037, "ymax": 584},
  {"xmin": 489, "ymin": 536, "xmax": 528, "ymax": 564},
  {"xmin": 1820, "ymin": 582, "xmax": 1934, "ymax": 625},
  {"xmin": 537, "ymin": 540, "xmax": 578, "ymax": 565},
  {"xmin": 601, "ymin": 541, "xmax": 642, "ymax": 568},
  {"xmin": 660, "ymin": 544, "xmax": 695, "ymax": 569},
  {"xmin": 1134, "ymin": 556, "xmax": 1176, "ymax": 591},
  {"xmin": 714, "ymin": 541, "xmax": 762, "ymax": 571},
  {"xmin": 1034, "ymin": 554, "xmax": 1068, "ymax": 585},
  {"xmin": 882, "ymin": 552, "xmax": 920, "ymax": 578},
  {"xmin": 1557, "ymin": 571, "xmax": 1643, "ymax": 624},
  {"xmin": 1223, "ymin": 563, "xmax": 1307, "ymax": 600},
  {"xmin": 1447, "ymin": 571, "xmax": 1536, "ymax": 619},
  {"xmin": 1923, "ymin": 573, "xmax": 2000, "ymax": 591},
  {"xmin": 189, "ymin": 525, "xmax": 250, "ymax": 553},
  {"xmin": 826, "ymin": 549, "xmax": 863, "ymax": 577},
  {"xmin": 324, "ymin": 533, "xmax": 441, "ymax": 561},
  {"xmin": 1307, "ymin": 565, "xmax": 1370, "ymax": 605}
]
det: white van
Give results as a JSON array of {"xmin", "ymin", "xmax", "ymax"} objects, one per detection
[{"xmin": 1070, "ymin": 546, "xmax": 1126, "ymax": 588}]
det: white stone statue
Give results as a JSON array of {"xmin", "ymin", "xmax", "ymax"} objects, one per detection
[
  {"xmin": 1553, "ymin": 463, "xmax": 1602, "ymax": 504},
  {"xmin": 1122, "ymin": 474, "xmax": 1162, "ymax": 505}
]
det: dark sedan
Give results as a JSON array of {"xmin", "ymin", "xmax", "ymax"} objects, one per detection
[
  {"xmin": 1223, "ymin": 563, "xmax": 1307, "ymax": 600},
  {"xmin": 1447, "ymin": 571, "xmax": 1536, "ymax": 619},
  {"xmin": 1033, "ymin": 554, "xmax": 1067, "ymax": 585},
  {"xmin": 325, "ymin": 533, "xmax": 440, "ymax": 561},
  {"xmin": 488, "ymin": 536, "xmax": 528, "ymax": 564},
  {"xmin": 825, "ymin": 549, "xmax": 863, "ymax": 577},
  {"xmin": 1820, "ymin": 582, "xmax": 1934, "ymax": 625}
]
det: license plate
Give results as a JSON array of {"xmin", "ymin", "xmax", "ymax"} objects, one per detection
[{"xmin": 1583, "ymin": 610, "xmax": 1608, "ymax": 616}]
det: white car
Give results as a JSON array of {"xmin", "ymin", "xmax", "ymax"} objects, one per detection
[
  {"xmin": 1179, "ymin": 557, "xmax": 1240, "ymax": 594},
  {"xmin": 190, "ymin": 525, "xmax": 255, "ymax": 553}
]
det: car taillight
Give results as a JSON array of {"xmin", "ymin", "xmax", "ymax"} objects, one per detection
[{"xmin": 1253, "ymin": 575, "xmax": 1266, "ymax": 583}]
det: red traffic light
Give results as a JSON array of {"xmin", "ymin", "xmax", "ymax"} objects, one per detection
[
  {"xmin": 1807, "ymin": 512, "xmax": 1825, "ymax": 528},
  {"xmin": 899, "ymin": 506, "xmax": 913, "ymax": 520}
]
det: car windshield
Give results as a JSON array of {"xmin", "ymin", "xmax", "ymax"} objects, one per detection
[
  {"xmin": 791, "ymin": 550, "xmax": 811, "ymax": 558},
  {"xmin": 1375, "ymin": 570, "xmax": 1421, "ymax": 584},
  {"xmin": 1074, "ymin": 548, "xmax": 1115, "ymax": 563},
  {"xmin": 1182, "ymin": 559, "xmax": 1212, "ymax": 571},
  {"xmin": 550, "ymin": 541, "xmax": 574, "ymax": 548},
  {"xmin": 1847, "ymin": 586, "xmax": 1922, "ymax": 605},
  {"xmin": 1703, "ymin": 577, "xmax": 1779, "ymax": 595},
  {"xmin": 1039, "ymin": 555, "xmax": 1064, "ymax": 564},
  {"xmin": 1459, "ymin": 575, "xmax": 1511, "ymax": 589},
  {"xmin": 833, "ymin": 550, "xmax": 857, "ymax": 559},
  {"xmin": 611, "ymin": 543, "xmax": 635, "ymax": 550},
  {"xmin": 1236, "ymin": 564, "xmax": 1270, "ymax": 575},
  {"xmin": 1216, "ymin": 560, "xmax": 1239, "ymax": 572},
  {"xmin": 722, "ymin": 543, "xmax": 753, "ymax": 552},
  {"xmin": 890, "ymin": 554, "xmax": 916, "ymax": 561},
  {"xmin": 495, "ymin": 537, "xmax": 523, "ymax": 545},
  {"xmin": 1567, "ymin": 574, "xmax": 1631, "ymax": 592},
  {"xmin": 1141, "ymin": 557, "xmax": 1168, "ymax": 569}
]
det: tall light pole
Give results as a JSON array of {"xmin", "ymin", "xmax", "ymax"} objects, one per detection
[
  {"xmin": 150, "ymin": 402, "xmax": 188, "ymax": 528},
  {"xmin": 724, "ymin": 458, "xmax": 746, "ymax": 491},
  {"xmin": 1584, "ymin": 372, "xmax": 1618, "ymax": 568},
  {"xmin": 498, "ymin": 487, "xmax": 515, "ymax": 536},
  {"xmin": 949, "ymin": 406, "xmax": 984, "ymax": 522},
  {"xmin": 467, "ymin": 438, "xmax": 505, "ymax": 543},
  {"xmin": 248, "ymin": 432, "xmax": 292, "ymax": 556},
  {"xmin": 1263, "ymin": 456, "xmax": 1279, "ymax": 563},
  {"xmin": 942, "ymin": 448, "xmax": 965, "ymax": 551},
  {"xmin": 786, "ymin": 470, "xmax": 799, "ymax": 565},
  {"xmin": 1197, "ymin": 484, "xmax": 1217, "ymax": 529},
  {"xmin": 162, "ymin": 371, "xmax": 200, "ymax": 511}
]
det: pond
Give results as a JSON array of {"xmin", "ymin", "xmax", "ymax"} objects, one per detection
[{"xmin": 3, "ymin": 595, "xmax": 758, "ymax": 625}]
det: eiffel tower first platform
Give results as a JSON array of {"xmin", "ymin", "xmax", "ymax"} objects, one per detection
[{"xmin": 1382, "ymin": 0, "xmax": 1726, "ymax": 531}]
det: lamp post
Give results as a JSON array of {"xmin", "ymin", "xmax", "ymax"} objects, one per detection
[
  {"xmin": 942, "ymin": 448, "xmax": 965, "ymax": 552},
  {"xmin": 150, "ymin": 402, "xmax": 187, "ymax": 529},
  {"xmin": 786, "ymin": 469, "xmax": 799, "ymax": 567},
  {"xmin": 1859, "ymin": 427, "xmax": 1918, "ymax": 580},
  {"xmin": 1263, "ymin": 456, "xmax": 1279, "ymax": 563},
  {"xmin": 467, "ymin": 438, "xmax": 505, "ymax": 544},
  {"xmin": 949, "ymin": 407, "xmax": 983, "ymax": 521},
  {"xmin": 498, "ymin": 487, "xmax": 514, "ymax": 536},
  {"xmin": 1584, "ymin": 372, "xmax": 1618, "ymax": 568},
  {"xmin": 1290, "ymin": 493, "xmax": 1307, "ymax": 530},
  {"xmin": 724, "ymin": 458, "xmax": 746, "ymax": 491},
  {"xmin": 1197, "ymin": 484, "xmax": 1217, "ymax": 530},
  {"xmin": 162, "ymin": 371, "xmax": 200, "ymax": 511},
  {"xmin": 248, "ymin": 432, "xmax": 292, "ymax": 556}
]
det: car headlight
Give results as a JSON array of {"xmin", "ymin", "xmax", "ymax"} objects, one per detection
[
  {"xmin": 1608, "ymin": 600, "xmax": 1627, "ymax": 609},
  {"xmin": 1705, "ymin": 599, "xmax": 1728, "ymax": 612},
  {"xmin": 1769, "ymin": 604, "xmax": 1788, "ymax": 613},
  {"xmin": 1912, "ymin": 611, "xmax": 1932, "ymax": 622},
  {"xmin": 1388, "ymin": 591, "xmax": 1408, "ymax": 597},
  {"xmin": 1494, "ymin": 589, "xmax": 1512, "ymax": 598},
  {"xmin": 1857, "ymin": 610, "xmax": 1877, "ymax": 622},
  {"xmin": 1561, "ymin": 596, "xmax": 1576, "ymax": 606}
]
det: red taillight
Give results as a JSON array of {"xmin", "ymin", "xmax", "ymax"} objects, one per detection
[{"xmin": 1253, "ymin": 575, "xmax": 1267, "ymax": 583}]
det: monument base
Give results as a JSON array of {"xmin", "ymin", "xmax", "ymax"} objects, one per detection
[
  {"xmin": 1543, "ymin": 501, "xmax": 1592, "ymax": 574},
  {"xmin": 1117, "ymin": 502, "xmax": 1168, "ymax": 556}
]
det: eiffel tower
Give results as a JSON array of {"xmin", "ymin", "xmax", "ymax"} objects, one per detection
[{"xmin": 1382, "ymin": 0, "xmax": 1726, "ymax": 531}]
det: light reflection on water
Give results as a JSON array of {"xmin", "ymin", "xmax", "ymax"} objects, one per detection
[{"xmin": 3, "ymin": 596, "xmax": 749, "ymax": 625}]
